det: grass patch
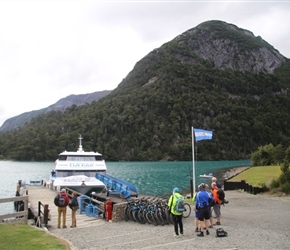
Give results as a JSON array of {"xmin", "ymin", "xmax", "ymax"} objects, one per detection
[
  {"xmin": 0, "ymin": 223, "xmax": 67, "ymax": 250},
  {"xmin": 228, "ymin": 166, "xmax": 282, "ymax": 187},
  {"xmin": 184, "ymin": 197, "xmax": 194, "ymax": 205}
]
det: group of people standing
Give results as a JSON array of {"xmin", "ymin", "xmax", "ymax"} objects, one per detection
[
  {"xmin": 54, "ymin": 189, "xmax": 79, "ymax": 229},
  {"xmin": 168, "ymin": 177, "xmax": 223, "ymax": 237}
]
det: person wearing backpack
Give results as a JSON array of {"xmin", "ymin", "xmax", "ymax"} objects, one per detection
[
  {"xmin": 195, "ymin": 183, "xmax": 212, "ymax": 237},
  {"xmin": 205, "ymin": 184, "xmax": 214, "ymax": 228},
  {"xmin": 69, "ymin": 192, "xmax": 79, "ymax": 228},
  {"xmin": 211, "ymin": 177, "xmax": 222, "ymax": 189},
  {"xmin": 167, "ymin": 187, "xmax": 184, "ymax": 238},
  {"xmin": 211, "ymin": 182, "xmax": 222, "ymax": 226},
  {"xmin": 54, "ymin": 188, "xmax": 70, "ymax": 229}
]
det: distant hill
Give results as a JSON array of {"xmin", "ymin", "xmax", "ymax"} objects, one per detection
[
  {"xmin": 0, "ymin": 90, "xmax": 111, "ymax": 132},
  {"xmin": 0, "ymin": 20, "xmax": 289, "ymax": 161}
]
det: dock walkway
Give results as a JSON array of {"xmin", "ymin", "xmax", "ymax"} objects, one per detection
[{"xmin": 26, "ymin": 186, "xmax": 105, "ymax": 230}]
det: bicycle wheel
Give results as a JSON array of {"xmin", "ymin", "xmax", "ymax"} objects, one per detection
[
  {"xmin": 131, "ymin": 208, "xmax": 139, "ymax": 222},
  {"xmin": 146, "ymin": 211, "xmax": 158, "ymax": 226},
  {"xmin": 137, "ymin": 209, "xmax": 147, "ymax": 224},
  {"xmin": 154, "ymin": 209, "xmax": 165, "ymax": 226},
  {"xmin": 182, "ymin": 203, "xmax": 191, "ymax": 218},
  {"xmin": 168, "ymin": 212, "xmax": 174, "ymax": 224},
  {"xmin": 133, "ymin": 209, "xmax": 141, "ymax": 223},
  {"xmin": 124, "ymin": 206, "xmax": 131, "ymax": 221}
]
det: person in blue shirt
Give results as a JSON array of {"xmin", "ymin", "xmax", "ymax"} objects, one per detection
[{"xmin": 195, "ymin": 183, "xmax": 213, "ymax": 237}]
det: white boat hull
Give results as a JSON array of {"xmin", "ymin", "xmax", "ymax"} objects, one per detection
[{"xmin": 52, "ymin": 175, "xmax": 106, "ymax": 194}]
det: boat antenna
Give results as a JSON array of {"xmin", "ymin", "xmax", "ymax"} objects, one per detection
[{"xmin": 78, "ymin": 135, "xmax": 84, "ymax": 152}]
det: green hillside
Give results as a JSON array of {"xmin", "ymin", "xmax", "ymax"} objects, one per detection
[{"xmin": 0, "ymin": 20, "xmax": 290, "ymax": 161}]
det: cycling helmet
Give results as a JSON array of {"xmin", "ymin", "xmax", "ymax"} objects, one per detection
[{"xmin": 173, "ymin": 187, "xmax": 179, "ymax": 193}]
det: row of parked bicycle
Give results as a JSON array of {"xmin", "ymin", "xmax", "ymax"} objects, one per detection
[{"xmin": 124, "ymin": 196, "xmax": 191, "ymax": 226}]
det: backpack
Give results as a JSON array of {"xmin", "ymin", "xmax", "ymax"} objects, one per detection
[
  {"xmin": 58, "ymin": 194, "xmax": 66, "ymax": 207},
  {"xmin": 174, "ymin": 195, "xmax": 185, "ymax": 213},
  {"xmin": 208, "ymin": 194, "xmax": 215, "ymax": 207},
  {"xmin": 71, "ymin": 197, "xmax": 79, "ymax": 207},
  {"xmin": 216, "ymin": 228, "xmax": 228, "ymax": 237},
  {"xmin": 217, "ymin": 188, "xmax": 225, "ymax": 201}
]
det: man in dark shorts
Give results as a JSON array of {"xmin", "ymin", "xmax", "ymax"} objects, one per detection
[{"xmin": 195, "ymin": 183, "xmax": 213, "ymax": 236}]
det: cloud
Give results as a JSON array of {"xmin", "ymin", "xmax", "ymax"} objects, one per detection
[{"xmin": 0, "ymin": 1, "xmax": 289, "ymax": 127}]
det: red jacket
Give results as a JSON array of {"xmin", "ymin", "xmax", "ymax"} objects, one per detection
[{"xmin": 54, "ymin": 192, "xmax": 70, "ymax": 207}]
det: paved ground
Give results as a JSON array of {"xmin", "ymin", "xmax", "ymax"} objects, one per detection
[{"xmin": 46, "ymin": 190, "xmax": 290, "ymax": 250}]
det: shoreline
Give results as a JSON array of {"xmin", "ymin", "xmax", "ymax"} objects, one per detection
[{"xmin": 222, "ymin": 165, "xmax": 251, "ymax": 180}]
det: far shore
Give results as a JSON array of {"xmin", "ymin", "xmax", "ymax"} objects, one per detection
[{"xmin": 222, "ymin": 165, "xmax": 251, "ymax": 180}]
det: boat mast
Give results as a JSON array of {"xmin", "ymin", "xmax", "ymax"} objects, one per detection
[{"xmin": 78, "ymin": 135, "xmax": 84, "ymax": 152}]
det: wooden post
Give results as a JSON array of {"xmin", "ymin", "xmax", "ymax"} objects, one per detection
[
  {"xmin": 43, "ymin": 204, "xmax": 49, "ymax": 226},
  {"xmin": 38, "ymin": 201, "xmax": 41, "ymax": 217},
  {"xmin": 190, "ymin": 179, "xmax": 193, "ymax": 198}
]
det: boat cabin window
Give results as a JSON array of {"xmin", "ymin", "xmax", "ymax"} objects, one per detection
[
  {"xmin": 55, "ymin": 170, "xmax": 105, "ymax": 178},
  {"xmin": 58, "ymin": 155, "xmax": 103, "ymax": 161},
  {"xmin": 59, "ymin": 155, "xmax": 67, "ymax": 160}
]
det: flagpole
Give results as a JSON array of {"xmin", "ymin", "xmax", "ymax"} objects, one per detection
[{"xmin": 192, "ymin": 127, "xmax": 196, "ymax": 195}]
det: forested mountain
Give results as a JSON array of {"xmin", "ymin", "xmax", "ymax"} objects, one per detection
[
  {"xmin": 0, "ymin": 20, "xmax": 289, "ymax": 161},
  {"xmin": 0, "ymin": 90, "xmax": 111, "ymax": 132}
]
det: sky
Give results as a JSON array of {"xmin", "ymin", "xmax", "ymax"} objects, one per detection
[{"xmin": 0, "ymin": 1, "xmax": 290, "ymax": 127}]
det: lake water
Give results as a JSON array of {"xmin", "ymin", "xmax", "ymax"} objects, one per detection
[{"xmin": 0, "ymin": 160, "xmax": 251, "ymax": 214}]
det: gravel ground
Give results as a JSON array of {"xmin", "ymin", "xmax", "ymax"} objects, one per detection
[{"xmin": 50, "ymin": 190, "xmax": 290, "ymax": 250}]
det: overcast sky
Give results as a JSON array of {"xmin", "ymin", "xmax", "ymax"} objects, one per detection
[{"xmin": 0, "ymin": 1, "xmax": 290, "ymax": 127}]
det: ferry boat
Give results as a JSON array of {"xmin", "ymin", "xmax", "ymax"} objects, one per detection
[{"xmin": 49, "ymin": 135, "xmax": 107, "ymax": 195}]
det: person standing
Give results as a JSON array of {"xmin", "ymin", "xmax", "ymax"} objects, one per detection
[
  {"xmin": 195, "ymin": 183, "xmax": 212, "ymax": 237},
  {"xmin": 205, "ymin": 184, "xmax": 214, "ymax": 228},
  {"xmin": 193, "ymin": 185, "xmax": 202, "ymax": 232},
  {"xmin": 168, "ymin": 187, "xmax": 184, "ymax": 238},
  {"xmin": 54, "ymin": 188, "xmax": 70, "ymax": 229},
  {"xmin": 211, "ymin": 182, "xmax": 222, "ymax": 225},
  {"xmin": 69, "ymin": 192, "xmax": 79, "ymax": 228},
  {"xmin": 211, "ymin": 177, "xmax": 222, "ymax": 189}
]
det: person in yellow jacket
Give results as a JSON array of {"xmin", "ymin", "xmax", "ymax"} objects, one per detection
[{"xmin": 167, "ymin": 187, "xmax": 184, "ymax": 237}]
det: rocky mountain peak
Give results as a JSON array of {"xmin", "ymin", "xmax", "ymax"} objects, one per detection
[{"xmin": 174, "ymin": 20, "xmax": 286, "ymax": 74}]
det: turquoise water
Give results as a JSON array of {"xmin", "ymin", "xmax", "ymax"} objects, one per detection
[
  {"xmin": 106, "ymin": 160, "xmax": 251, "ymax": 197},
  {"xmin": 0, "ymin": 160, "xmax": 251, "ymax": 214}
]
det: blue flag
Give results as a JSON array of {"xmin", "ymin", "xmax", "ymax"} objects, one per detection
[{"xmin": 194, "ymin": 128, "xmax": 213, "ymax": 141}]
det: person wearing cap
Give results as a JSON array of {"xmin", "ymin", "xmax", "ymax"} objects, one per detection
[
  {"xmin": 54, "ymin": 188, "xmax": 70, "ymax": 229},
  {"xmin": 167, "ymin": 187, "xmax": 184, "ymax": 237},
  {"xmin": 195, "ymin": 183, "xmax": 212, "ymax": 237}
]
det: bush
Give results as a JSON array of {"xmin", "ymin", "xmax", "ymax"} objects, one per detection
[
  {"xmin": 260, "ymin": 182, "xmax": 268, "ymax": 191},
  {"xmin": 281, "ymin": 182, "xmax": 290, "ymax": 194},
  {"xmin": 279, "ymin": 170, "xmax": 290, "ymax": 184},
  {"xmin": 270, "ymin": 179, "xmax": 280, "ymax": 189}
]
